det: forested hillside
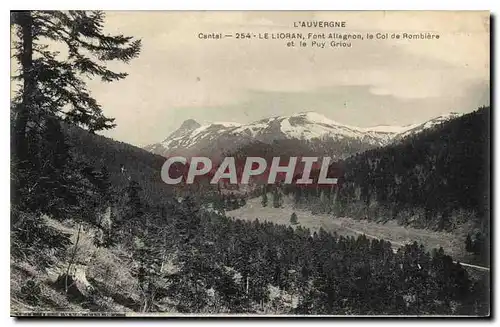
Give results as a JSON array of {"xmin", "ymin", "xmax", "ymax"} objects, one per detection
[
  {"xmin": 64, "ymin": 125, "xmax": 175, "ymax": 205},
  {"xmin": 10, "ymin": 116, "xmax": 490, "ymax": 315},
  {"xmin": 341, "ymin": 106, "xmax": 489, "ymax": 228},
  {"xmin": 286, "ymin": 107, "xmax": 490, "ymax": 265},
  {"xmin": 10, "ymin": 10, "xmax": 489, "ymax": 316}
]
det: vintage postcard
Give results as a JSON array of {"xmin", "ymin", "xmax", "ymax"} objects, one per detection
[{"xmin": 10, "ymin": 11, "xmax": 490, "ymax": 317}]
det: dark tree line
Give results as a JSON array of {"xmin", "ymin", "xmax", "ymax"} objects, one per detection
[
  {"xmin": 10, "ymin": 10, "xmax": 490, "ymax": 316},
  {"xmin": 338, "ymin": 107, "xmax": 489, "ymax": 228},
  {"xmin": 172, "ymin": 209, "xmax": 488, "ymax": 315},
  {"xmin": 286, "ymin": 107, "xmax": 490, "ymax": 265},
  {"xmin": 110, "ymin": 178, "xmax": 489, "ymax": 315},
  {"xmin": 210, "ymin": 192, "xmax": 247, "ymax": 211}
]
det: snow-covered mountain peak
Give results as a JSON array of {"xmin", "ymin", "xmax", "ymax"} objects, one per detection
[
  {"xmin": 146, "ymin": 110, "xmax": 463, "ymax": 158},
  {"xmin": 440, "ymin": 112, "xmax": 461, "ymax": 119},
  {"xmin": 361, "ymin": 125, "xmax": 415, "ymax": 134},
  {"xmin": 178, "ymin": 119, "xmax": 201, "ymax": 131},
  {"xmin": 290, "ymin": 111, "xmax": 338, "ymax": 124},
  {"xmin": 281, "ymin": 111, "xmax": 354, "ymax": 128},
  {"xmin": 161, "ymin": 119, "xmax": 201, "ymax": 143},
  {"xmin": 210, "ymin": 121, "xmax": 243, "ymax": 127},
  {"xmin": 285, "ymin": 111, "xmax": 408, "ymax": 135},
  {"xmin": 395, "ymin": 112, "xmax": 463, "ymax": 139}
]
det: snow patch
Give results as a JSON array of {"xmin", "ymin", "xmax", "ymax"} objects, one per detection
[
  {"xmin": 155, "ymin": 110, "xmax": 463, "ymax": 152},
  {"xmin": 211, "ymin": 122, "xmax": 243, "ymax": 127}
]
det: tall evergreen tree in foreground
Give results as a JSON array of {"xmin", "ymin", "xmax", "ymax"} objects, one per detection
[
  {"xmin": 10, "ymin": 10, "xmax": 141, "ymax": 254},
  {"xmin": 11, "ymin": 10, "xmax": 141, "ymax": 201},
  {"xmin": 11, "ymin": 10, "xmax": 141, "ymax": 152}
]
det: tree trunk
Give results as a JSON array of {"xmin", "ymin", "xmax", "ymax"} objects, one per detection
[
  {"xmin": 14, "ymin": 11, "xmax": 34, "ymax": 163},
  {"xmin": 65, "ymin": 224, "xmax": 82, "ymax": 293}
]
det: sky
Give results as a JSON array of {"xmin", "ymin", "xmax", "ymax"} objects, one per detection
[{"xmin": 78, "ymin": 11, "xmax": 490, "ymax": 146}]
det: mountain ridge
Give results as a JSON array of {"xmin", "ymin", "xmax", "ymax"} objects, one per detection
[{"xmin": 145, "ymin": 111, "xmax": 463, "ymax": 158}]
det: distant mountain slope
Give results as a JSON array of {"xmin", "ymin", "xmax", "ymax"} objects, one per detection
[
  {"xmin": 339, "ymin": 107, "xmax": 489, "ymax": 226},
  {"xmin": 145, "ymin": 111, "xmax": 463, "ymax": 159},
  {"xmin": 64, "ymin": 125, "xmax": 174, "ymax": 205},
  {"xmin": 394, "ymin": 112, "xmax": 462, "ymax": 140},
  {"xmin": 285, "ymin": 107, "xmax": 489, "ymax": 237}
]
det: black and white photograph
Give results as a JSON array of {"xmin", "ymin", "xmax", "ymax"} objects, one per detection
[{"xmin": 9, "ymin": 10, "xmax": 491, "ymax": 317}]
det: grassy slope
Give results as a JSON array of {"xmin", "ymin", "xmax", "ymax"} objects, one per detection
[{"xmin": 11, "ymin": 217, "xmax": 136, "ymax": 314}]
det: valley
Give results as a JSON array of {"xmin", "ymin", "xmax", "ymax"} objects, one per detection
[
  {"xmin": 11, "ymin": 108, "xmax": 490, "ymax": 315},
  {"xmin": 226, "ymin": 195, "xmax": 489, "ymax": 272},
  {"xmin": 10, "ymin": 10, "xmax": 490, "ymax": 317}
]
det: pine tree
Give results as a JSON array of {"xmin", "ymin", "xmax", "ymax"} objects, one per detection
[
  {"xmin": 465, "ymin": 234, "xmax": 473, "ymax": 253},
  {"xmin": 11, "ymin": 11, "xmax": 141, "ymax": 155},
  {"xmin": 290, "ymin": 212, "xmax": 298, "ymax": 225},
  {"xmin": 11, "ymin": 10, "xmax": 141, "ymax": 213},
  {"xmin": 18, "ymin": 116, "xmax": 73, "ymax": 217},
  {"xmin": 175, "ymin": 196, "xmax": 201, "ymax": 248},
  {"xmin": 239, "ymin": 197, "xmax": 247, "ymax": 208},
  {"xmin": 261, "ymin": 189, "xmax": 268, "ymax": 207},
  {"xmin": 132, "ymin": 222, "xmax": 169, "ymax": 312},
  {"xmin": 272, "ymin": 188, "xmax": 282, "ymax": 208},
  {"xmin": 111, "ymin": 179, "xmax": 145, "ymax": 245},
  {"xmin": 294, "ymin": 187, "xmax": 301, "ymax": 205},
  {"xmin": 126, "ymin": 180, "xmax": 144, "ymax": 219},
  {"xmin": 472, "ymin": 232, "xmax": 484, "ymax": 256}
]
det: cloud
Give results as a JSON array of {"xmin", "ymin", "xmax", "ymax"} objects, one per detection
[{"xmin": 81, "ymin": 11, "xmax": 489, "ymax": 145}]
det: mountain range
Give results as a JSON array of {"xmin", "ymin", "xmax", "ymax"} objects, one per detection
[{"xmin": 145, "ymin": 111, "xmax": 462, "ymax": 159}]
